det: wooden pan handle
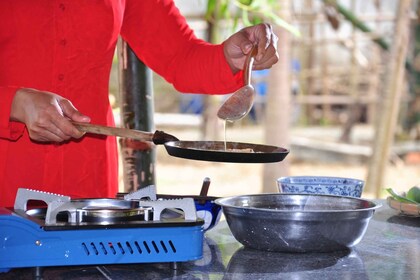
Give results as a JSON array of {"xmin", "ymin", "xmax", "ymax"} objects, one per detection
[{"xmin": 72, "ymin": 122, "xmax": 154, "ymax": 142}]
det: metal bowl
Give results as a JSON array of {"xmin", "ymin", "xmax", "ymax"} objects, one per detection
[{"xmin": 215, "ymin": 194, "xmax": 381, "ymax": 253}]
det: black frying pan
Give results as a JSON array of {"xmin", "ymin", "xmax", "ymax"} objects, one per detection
[
  {"xmin": 164, "ymin": 141, "xmax": 288, "ymax": 163},
  {"xmin": 73, "ymin": 122, "xmax": 289, "ymax": 163}
]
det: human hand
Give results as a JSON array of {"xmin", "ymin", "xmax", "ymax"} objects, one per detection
[
  {"xmin": 10, "ymin": 88, "xmax": 90, "ymax": 142},
  {"xmin": 223, "ymin": 23, "xmax": 279, "ymax": 73}
]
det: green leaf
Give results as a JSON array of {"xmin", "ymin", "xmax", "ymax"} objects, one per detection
[
  {"xmin": 238, "ymin": 0, "xmax": 253, "ymax": 5},
  {"xmin": 241, "ymin": 9, "xmax": 252, "ymax": 26},
  {"xmin": 205, "ymin": 0, "xmax": 216, "ymax": 20},
  {"xmin": 252, "ymin": 16, "xmax": 263, "ymax": 25},
  {"xmin": 232, "ymin": 17, "xmax": 239, "ymax": 30},
  {"xmin": 265, "ymin": 11, "xmax": 301, "ymax": 37},
  {"xmin": 386, "ymin": 188, "xmax": 419, "ymax": 204},
  {"xmin": 406, "ymin": 186, "xmax": 420, "ymax": 203}
]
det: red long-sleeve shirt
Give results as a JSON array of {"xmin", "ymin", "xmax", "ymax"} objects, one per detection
[{"xmin": 0, "ymin": 0, "xmax": 242, "ymax": 207}]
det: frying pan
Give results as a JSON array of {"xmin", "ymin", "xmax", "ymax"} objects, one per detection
[{"xmin": 72, "ymin": 122, "xmax": 289, "ymax": 163}]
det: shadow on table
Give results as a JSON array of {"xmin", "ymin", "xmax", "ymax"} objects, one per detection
[{"xmin": 387, "ymin": 215, "xmax": 420, "ymax": 228}]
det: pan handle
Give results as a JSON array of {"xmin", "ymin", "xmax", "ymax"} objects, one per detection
[{"xmin": 72, "ymin": 122, "xmax": 154, "ymax": 142}]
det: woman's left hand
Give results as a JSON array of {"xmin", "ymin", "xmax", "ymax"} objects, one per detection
[{"xmin": 223, "ymin": 23, "xmax": 279, "ymax": 74}]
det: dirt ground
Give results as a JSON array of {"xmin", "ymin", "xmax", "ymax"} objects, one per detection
[
  {"xmin": 129, "ymin": 123, "xmax": 420, "ymax": 200},
  {"xmin": 154, "ymin": 157, "xmax": 419, "ymax": 199}
]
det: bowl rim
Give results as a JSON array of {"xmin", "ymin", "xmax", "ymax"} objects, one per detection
[
  {"xmin": 277, "ymin": 175, "xmax": 364, "ymax": 185},
  {"xmin": 215, "ymin": 193, "xmax": 381, "ymax": 213}
]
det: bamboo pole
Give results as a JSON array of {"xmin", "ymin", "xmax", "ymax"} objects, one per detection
[
  {"xmin": 405, "ymin": 4, "xmax": 420, "ymax": 136},
  {"xmin": 322, "ymin": 0, "xmax": 389, "ymax": 50},
  {"xmin": 322, "ymin": 0, "xmax": 413, "ymax": 71},
  {"xmin": 340, "ymin": 0, "xmax": 361, "ymax": 142},
  {"xmin": 304, "ymin": 0, "xmax": 315, "ymax": 124},
  {"xmin": 320, "ymin": 15, "xmax": 331, "ymax": 124},
  {"xmin": 201, "ymin": 0, "xmax": 222, "ymax": 140},
  {"xmin": 366, "ymin": 0, "xmax": 412, "ymax": 197}
]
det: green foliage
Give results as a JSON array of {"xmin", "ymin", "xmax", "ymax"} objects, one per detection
[
  {"xmin": 205, "ymin": 0, "xmax": 300, "ymax": 37},
  {"xmin": 406, "ymin": 186, "xmax": 420, "ymax": 203},
  {"xmin": 386, "ymin": 188, "xmax": 420, "ymax": 205}
]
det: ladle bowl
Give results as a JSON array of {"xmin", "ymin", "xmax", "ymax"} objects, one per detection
[{"xmin": 217, "ymin": 45, "xmax": 258, "ymax": 121}]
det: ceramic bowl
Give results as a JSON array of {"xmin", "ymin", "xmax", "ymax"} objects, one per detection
[
  {"xmin": 194, "ymin": 197, "xmax": 223, "ymax": 231},
  {"xmin": 277, "ymin": 176, "xmax": 364, "ymax": 198}
]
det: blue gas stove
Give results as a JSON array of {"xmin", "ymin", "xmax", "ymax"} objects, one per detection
[{"xmin": 0, "ymin": 187, "xmax": 204, "ymax": 273}]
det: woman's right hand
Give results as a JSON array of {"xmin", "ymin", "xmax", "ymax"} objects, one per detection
[{"xmin": 10, "ymin": 88, "xmax": 91, "ymax": 142}]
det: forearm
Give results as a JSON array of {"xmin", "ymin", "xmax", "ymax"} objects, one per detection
[
  {"xmin": 120, "ymin": 0, "xmax": 243, "ymax": 95},
  {"xmin": 161, "ymin": 43, "xmax": 244, "ymax": 94}
]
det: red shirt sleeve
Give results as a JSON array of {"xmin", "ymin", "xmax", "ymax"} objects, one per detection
[
  {"xmin": 0, "ymin": 86, "xmax": 25, "ymax": 140},
  {"xmin": 120, "ymin": 0, "xmax": 243, "ymax": 94}
]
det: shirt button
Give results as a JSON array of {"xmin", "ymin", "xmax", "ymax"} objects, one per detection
[
  {"xmin": 60, "ymin": 39, "xmax": 67, "ymax": 46},
  {"xmin": 59, "ymin": 3, "xmax": 65, "ymax": 11},
  {"xmin": 58, "ymin": 74, "xmax": 65, "ymax": 81}
]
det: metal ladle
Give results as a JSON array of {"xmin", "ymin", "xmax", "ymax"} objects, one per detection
[{"xmin": 217, "ymin": 45, "xmax": 258, "ymax": 121}]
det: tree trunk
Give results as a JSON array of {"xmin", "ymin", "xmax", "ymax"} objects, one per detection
[
  {"xmin": 262, "ymin": 0, "xmax": 292, "ymax": 193},
  {"xmin": 118, "ymin": 40, "xmax": 156, "ymax": 193},
  {"xmin": 405, "ymin": 3, "xmax": 420, "ymax": 139},
  {"xmin": 201, "ymin": 0, "xmax": 222, "ymax": 140},
  {"xmin": 366, "ymin": 0, "xmax": 411, "ymax": 197}
]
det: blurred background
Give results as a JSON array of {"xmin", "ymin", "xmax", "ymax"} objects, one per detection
[{"xmin": 109, "ymin": 0, "xmax": 419, "ymax": 199}]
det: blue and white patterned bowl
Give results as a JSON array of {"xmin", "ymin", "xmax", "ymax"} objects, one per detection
[{"xmin": 277, "ymin": 176, "xmax": 364, "ymax": 198}]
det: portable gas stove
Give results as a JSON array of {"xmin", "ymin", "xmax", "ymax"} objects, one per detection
[{"xmin": 0, "ymin": 186, "xmax": 204, "ymax": 273}]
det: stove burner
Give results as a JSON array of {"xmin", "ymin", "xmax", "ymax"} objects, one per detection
[{"xmin": 76, "ymin": 207, "xmax": 152, "ymax": 223}]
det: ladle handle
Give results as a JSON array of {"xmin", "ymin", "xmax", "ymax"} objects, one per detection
[
  {"xmin": 244, "ymin": 45, "xmax": 258, "ymax": 86},
  {"xmin": 72, "ymin": 122, "xmax": 154, "ymax": 142},
  {"xmin": 199, "ymin": 177, "xmax": 211, "ymax": 197},
  {"xmin": 198, "ymin": 177, "xmax": 211, "ymax": 205}
]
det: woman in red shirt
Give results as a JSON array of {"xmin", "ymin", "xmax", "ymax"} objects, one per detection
[{"xmin": 0, "ymin": 0, "xmax": 278, "ymax": 207}]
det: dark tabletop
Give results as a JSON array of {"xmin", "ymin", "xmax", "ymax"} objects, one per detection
[{"xmin": 1, "ymin": 200, "xmax": 419, "ymax": 280}]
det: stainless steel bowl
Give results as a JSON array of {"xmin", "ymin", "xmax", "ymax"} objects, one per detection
[{"xmin": 215, "ymin": 194, "xmax": 381, "ymax": 252}]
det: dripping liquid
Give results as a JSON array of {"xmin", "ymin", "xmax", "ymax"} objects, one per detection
[
  {"xmin": 223, "ymin": 120, "xmax": 227, "ymax": 151},
  {"xmin": 223, "ymin": 120, "xmax": 234, "ymax": 151}
]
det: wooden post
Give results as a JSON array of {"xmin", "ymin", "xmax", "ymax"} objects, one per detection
[
  {"xmin": 118, "ymin": 40, "xmax": 156, "ymax": 193},
  {"xmin": 405, "ymin": 4, "xmax": 420, "ymax": 137},
  {"xmin": 302, "ymin": 0, "xmax": 315, "ymax": 125},
  {"xmin": 366, "ymin": 0, "xmax": 411, "ymax": 197},
  {"xmin": 262, "ymin": 0, "xmax": 291, "ymax": 193},
  {"xmin": 340, "ymin": 0, "xmax": 361, "ymax": 142},
  {"xmin": 201, "ymin": 0, "xmax": 222, "ymax": 141}
]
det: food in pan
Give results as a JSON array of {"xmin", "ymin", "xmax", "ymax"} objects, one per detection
[
  {"xmin": 197, "ymin": 147, "xmax": 257, "ymax": 153},
  {"xmin": 226, "ymin": 148, "xmax": 256, "ymax": 153}
]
